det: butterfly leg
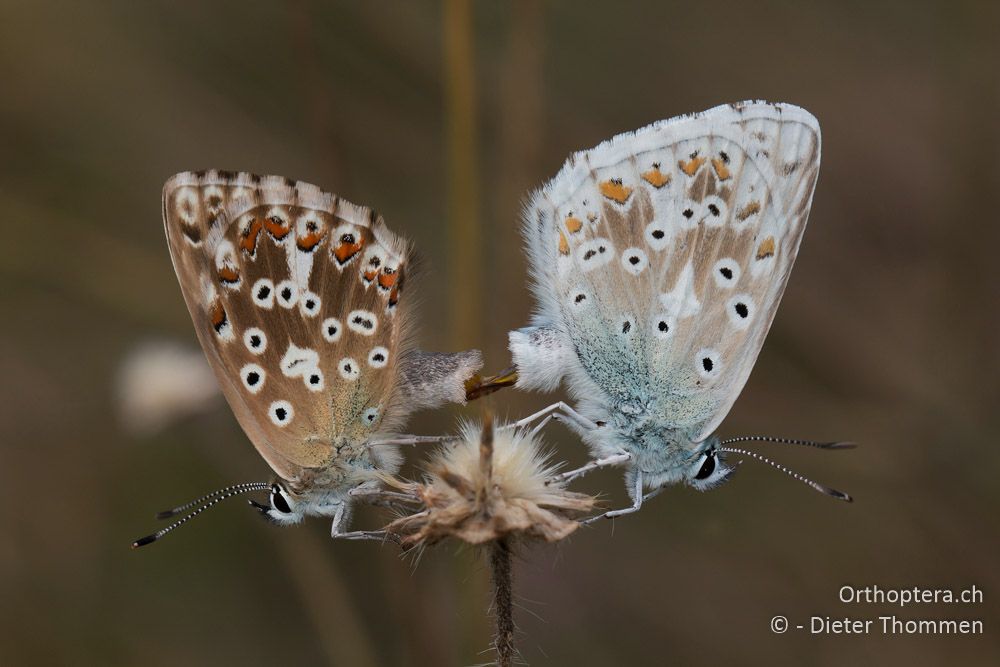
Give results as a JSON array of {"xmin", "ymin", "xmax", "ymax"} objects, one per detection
[
  {"xmin": 546, "ymin": 451, "xmax": 631, "ymax": 486},
  {"xmin": 329, "ymin": 501, "xmax": 399, "ymax": 543},
  {"xmin": 506, "ymin": 401, "xmax": 601, "ymax": 432},
  {"xmin": 367, "ymin": 434, "xmax": 460, "ymax": 447},
  {"xmin": 581, "ymin": 471, "xmax": 647, "ymax": 525}
]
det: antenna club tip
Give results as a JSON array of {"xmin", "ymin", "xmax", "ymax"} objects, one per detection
[
  {"xmin": 131, "ymin": 534, "xmax": 158, "ymax": 549},
  {"xmin": 828, "ymin": 441, "xmax": 858, "ymax": 450},
  {"xmin": 154, "ymin": 510, "xmax": 176, "ymax": 520}
]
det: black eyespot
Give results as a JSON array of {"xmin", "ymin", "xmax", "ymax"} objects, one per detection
[
  {"xmin": 383, "ymin": 267, "xmax": 395, "ymax": 275},
  {"xmin": 272, "ymin": 489, "xmax": 292, "ymax": 514},
  {"xmin": 719, "ymin": 267, "xmax": 733, "ymax": 280},
  {"xmin": 574, "ymin": 293, "xmax": 586, "ymax": 304},
  {"xmin": 369, "ymin": 256, "xmax": 381, "ymax": 267},
  {"xmin": 309, "ymin": 374, "xmax": 320, "ymax": 385},
  {"xmin": 343, "ymin": 363, "xmax": 353, "ymax": 372},
  {"xmin": 658, "ymin": 320, "xmax": 669, "ymax": 332},
  {"xmin": 702, "ymin": 357, "xmax": 714, "ymax": 372},
  {"xmin": 651, "ymin": 230, "xmax": 665, "ymax": 239},
  {"xmin": 281, "ymin": 287, "xmax": 292, "ymax": 300},
  {"xmin": 250, "ymin": 335, "xmax": 261, "ymax": 347},
  {"xmin": 584, "ymin": 250, "xmax": 597, "ymax": 260},
  {"xmin": 327, "ymin": 325, "xmax": 338, "ymax": 336},
  {"xmin": 246, "ymin": 371, "xmax": 260, "ymax": 386},
  {"xmin": 257, "ymin": 286, "xmax": 271, "ymax": 299},
  {"xmin": 719, "ymin": 151, "xmax": 730, "ymax": 164},
  {"xmin": 367, "ymin": 413, "xmax": 376, "ymax": 422},
  {"xmin": 683, "ymin": 209, "xmax": 694, "ymax": 219},
  {"xmin": 341, "ymin": 233, "xmax": 355, "ymax": 244},
  {"xmin": 622, "ymin": 321, "xmax": 631, "ymax": 334},
  {"xmin": 373, "ymin": 353, "xmax": 385, "ymax": 362},
  {"xmin": 306, "ymin": 221, "xmax": 318, "ymax": 231},
  {"xmin": 629, "ymin": 255, "xmax": 640, "ymax": 265},
  {"xmin": 352, "ymin": 315, "xmax": 373, "ymax": 329},
  {"xmin": 598, "ymin": 245, "xmax": 606, "ymax": 253},
  {"xmin": 694, "ymin": 454, "xmax": 716, "ymax": 480},
  {"xmin": 708, "ymin": 204, "xmax": 720, "ymax": 216},
  {"xmin": 735, "ymin": 303, "xmax": 749, "ymax": 318},
  {"xmin": 275, "ymin": 407, "xmax": 287, "ymax": 421},
  {"xmin": 305, "ymin": 299, "xmax": 316, "ymax": 309}
]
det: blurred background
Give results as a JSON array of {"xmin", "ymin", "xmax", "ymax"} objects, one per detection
[{"xmin": 2, "ymin": 1, "xmax": 998, "ymax": 665}]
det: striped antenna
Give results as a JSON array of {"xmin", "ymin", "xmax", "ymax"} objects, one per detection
[
  {"xmin": 132, "ymin": 482, "xmax": 270, "ymax": 549},
  {"xmin": 718, "ymin": 446, "xmax": 852, "ymax": 502}
]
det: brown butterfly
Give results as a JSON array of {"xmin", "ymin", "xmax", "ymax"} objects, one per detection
[{"xmin": 134, "ymin": 171, "xmax": 485, "ymax": 547}]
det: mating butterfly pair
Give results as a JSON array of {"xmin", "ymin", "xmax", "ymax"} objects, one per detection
[{"xmin": 134, "ymin": 101, "xmax": 850, "ymax": 548}]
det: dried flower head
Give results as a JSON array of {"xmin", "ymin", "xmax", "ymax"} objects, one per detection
[{"xmin": 384, "ymin": 416, "xmax": 596, "ymax": 548}]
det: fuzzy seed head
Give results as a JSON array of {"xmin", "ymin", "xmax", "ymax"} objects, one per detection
[{"xmin": 385, "ymin": 418, "xmax": 595, "ymax": 548}]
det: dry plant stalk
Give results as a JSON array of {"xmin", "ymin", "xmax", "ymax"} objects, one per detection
[{"xmin": 382, "ymin": 415, "xmax": 596, "ymax": 666}]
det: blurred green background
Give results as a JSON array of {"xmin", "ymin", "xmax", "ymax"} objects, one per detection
[{"xmin": 2, "ymin": 1, "xmax": 998, "ymax": 665}]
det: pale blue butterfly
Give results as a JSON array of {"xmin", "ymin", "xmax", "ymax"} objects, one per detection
[{"xmin": 498, "ymin": 101, "xmax": 852, "ymax": 521}]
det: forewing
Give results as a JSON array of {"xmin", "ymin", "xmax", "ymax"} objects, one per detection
[
  {"xmin": 523, "ymin": 102, "xmax": 820, "ymax": 441},
  {"xmin": 163, "ymin": 171, "xmax": 411, "ymax": 481}
]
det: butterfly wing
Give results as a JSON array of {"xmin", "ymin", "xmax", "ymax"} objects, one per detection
[
  {"xmin": 163, "ymin": 171, "xmax": 416, "ymax": 482},
  {"xmin": 519, "ymin": 102, "xmax": 820, "ymax": 442}
]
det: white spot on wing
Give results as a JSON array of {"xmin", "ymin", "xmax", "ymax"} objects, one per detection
[
  {"xmin": 652, "ymin": 314, "xmax": 675, "ymax": 340},
  {"xmin": 252, "ymin": 278, "xmax": 275, "ymax": 309},
  {"xmin": 620, "ymin": 248, "xmax": 648, "ymax": 275},
  {"xmin": 280, "ymin": 343, "xmax": 320, "ymax": 378},
  {"xmin": 299, "ymin": 291, "xmax": 321, "ymax": 317},
  {"xmin": 712, "ymin": 258, "xmax": 741, "ymax": 288},
  {"xmin": 269, "ymin": 400, "xmax": 294, "ymax": 426},
  {"xmin": 659, "ymin": 262, "xmax": 701, "ymax": 319},
  {"xmin": 241, "ymin": 363, "xmax": 266, "ymax": 394},
  {"xmin": 368, "ymin": 346, "xmax": 389, "ymax": 368},
  {"xmin": 362, "ymin": 406, "xmax": 380, "ymax": 426},
  {"xmin": 321, "ymin": 317, "xmax": 342, "ymax": 342},
  {"xmin": 726, "ymin": 294, "xmax": 755, "ymax": 329},
  {"xmin": 644, "ymin": 220, "xmax": 671, "ymax": 251},
  {"xmin": 275, "ymin": 280, "xmax": 299, "ymax": 308},
  {"xmin": 347, "ymin": 310, "xmax": 378, "ymax": 336},
  {"xmin": 696, "ymin": 348, "xmax": 721, "ymax": 380},
  {"xmin": 576, "ymin": 238, "xmax": 614, "ymax": 272},
  {"xmin": 567, "ymin": 289, "xmax": 590, "ymax": 309},
  {"xmin": 304, "ymin": 369, "xmax": 325, "ymax": 392},
  {"xmin": 243, "ymin": 327, "xmax": 268, "ymax": 355},
  {"xmin": 338, "ymin": 357, "xmax": 360, "ymax": 381}
]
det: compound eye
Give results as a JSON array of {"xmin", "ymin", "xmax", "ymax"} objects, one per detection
[
  {"xmin": 694, "ymin": 453, "xmax": 717, "ymax": 481},
  {"xmin": 271, "ymin": 485, "xmax": 292, "ymax": 514}
]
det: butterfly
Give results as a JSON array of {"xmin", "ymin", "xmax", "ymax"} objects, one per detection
[
  {"xmin": 495, "ymin": 101, "xmax": 852, "ymax": 520},
  {"xmin": 133, "ymin": 171, "xmax": 485, "ymax": 547}
]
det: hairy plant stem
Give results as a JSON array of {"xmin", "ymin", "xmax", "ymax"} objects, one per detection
[{"xmin": 489, "ymin": 538, "xmax": 515, "ymax": 667}]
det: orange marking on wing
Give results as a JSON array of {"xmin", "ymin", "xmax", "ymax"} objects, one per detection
[
  {"xmin": 264, "ymin": 215, "xmax": 291, "ymax": 240},
  {"xmin": 737, "ymin": 201, "xmax": 761, "ymax": 221},
  {"xmin": 218, "ymin": 265, "xmax": 240, "ymax": 284},
  {"xmin": 296, "ymin": 226, "xmax": 326, "ymax": 252},
  {"xmin": 558, "ymin": 231, "xmax": 570, "ymax": 255},
  {"xmin": 711, "ymin": 158, "xmax": 731, "ymax": 181},
  {"xmin": 565, "ymin": 216, "xmax": 583, "ymax": 233},
  {"xmin": 377, "ymin": 268, "xmax": 399, "ymax": 291},
  {"xmin": 388, "ymin": 286, "xmax": 400, "ymax": 307},
  {"xmin": 678, "ymin": 156, "xmax": 706, "ymax": 176},
  {"xmin": 599, "ymin": 179, "xmax": 633, "ymax": 204},
  {"xmin": 210, "ymin": 300, "xmax": 227, "ymax": 332},
  {"xmin": 756, "ymin": 237, "xmax": 776, "ymax": 260},
  {"xmin": 239, "ymin": 218, "xmax": 263, "ymax": 255},
  {"xmin": 363, "ymin": 269, "xmax": 378, "ymax": 283},
  {"xmin": 641, "ymin": 166, "xmax": 672, "ymax": 188},
  {"xmin": 334, "ymin": 241, "xmax": 364, "ymax": 264}
]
